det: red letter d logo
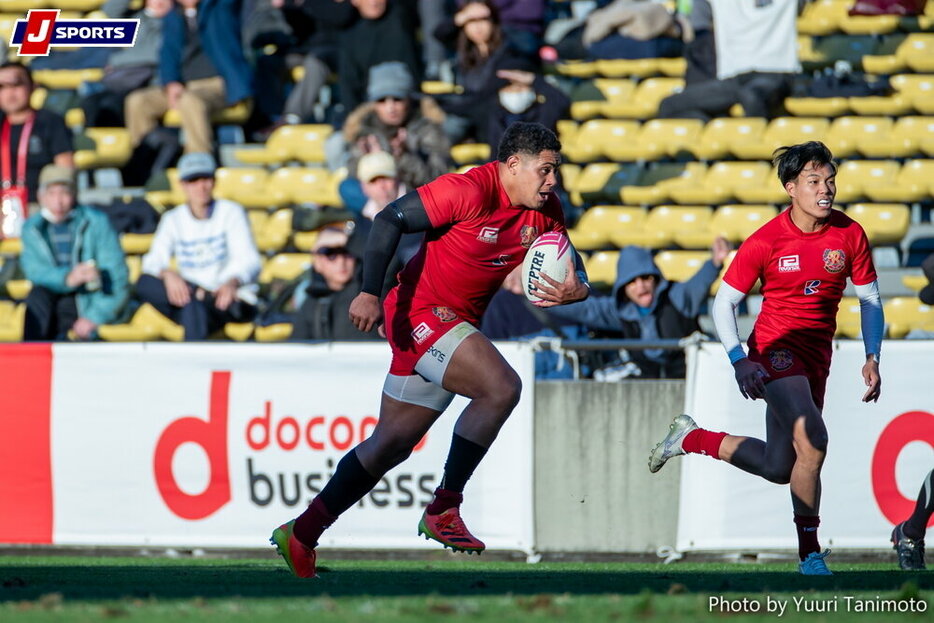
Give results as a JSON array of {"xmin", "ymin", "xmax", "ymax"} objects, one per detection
[{"xmin": 154, "ymin": 371, "xmax": 232, "ymax": 520}]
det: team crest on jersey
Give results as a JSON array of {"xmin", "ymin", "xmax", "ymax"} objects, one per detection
[
  {"xmin": 823, "ymin": 249, "xmax": 846, "ymax": 274},
  {"xmin": 768, "ymin": 349, "xmax": 794, "ymax": 372},
  {"xmin": 477, "ymin": 226, "xmax": 499, "ymax": 244},
  {"xmin": 520, "ymin": 225, "xmax": 538, "ymax": 248},
  {"xmin": 432, "ymin": 306, "xmax": 458, "ymax": 322}
]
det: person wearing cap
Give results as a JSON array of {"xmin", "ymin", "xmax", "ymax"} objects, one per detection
[
  {"xmin": 20, "ymin": 165, "xmax": 129, "ymax": 340},
  {"xmin": 138, "ymin": 152, "xmax": 261, "ymax": 340},
  {"xmin": 334, "ymin": 61, "xmax": 450, "ymax": 206},
  {"xmin": 290, "ymin": 226, "xmax": 376, "ymax": 341}
]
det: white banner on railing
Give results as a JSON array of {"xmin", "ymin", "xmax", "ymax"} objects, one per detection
[
  {"xmin": 39, "ymin": 342, "xmax": 535, "ymax": 552},
  {"xmin": 680, "ymin": 340, "xmax": 934, "ymax": 552}
]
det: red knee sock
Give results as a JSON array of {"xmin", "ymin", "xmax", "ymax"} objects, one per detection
[
  {"xmin": 682, "ymin": 429, "xmax": 728, "ymax": 459},
  {"xmin": 426, "ymin": 487, "xmax": 463, "ymax": 515},
  {"xmin": 293, "ymin": 497, "xmax": 337, "ymax": 548},
  {"xmin": 794, "ymin": 514, "xmax": 821, "ymax": 560}
]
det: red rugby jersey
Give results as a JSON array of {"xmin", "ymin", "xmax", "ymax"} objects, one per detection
[
  {"xmin": 395, "ymin": 161, "xmax": 565, "ymax": 324},
  {"xmin": 723, "ymin": 207, "xmax": 876, "ymax": 360}
]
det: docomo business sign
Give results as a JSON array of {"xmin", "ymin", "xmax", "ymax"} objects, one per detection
[
  {"xmin": 0, "ymin": 343, "xmax": 534, "ymax": 551},
  {"xmin": 10, "ymin": 10, "xmax": 139, "ymax": 57},
  {"xmin": 678, "ymin": 340, "xmax": 934, "ymax": 552}
]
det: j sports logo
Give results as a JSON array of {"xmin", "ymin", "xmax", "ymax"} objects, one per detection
[{"xmin": 10, "ymin": 10, "xmax": 139, "ymax": 57}]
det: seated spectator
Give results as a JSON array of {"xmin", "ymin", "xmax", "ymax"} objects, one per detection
[
  {"xmin": 291, "ymin": 226, "xmax": 378, "ymax": 340},
  {"xmin": 21, "ymin": 165, "xmax": 129, "ymax": 341},
  {"xmin": 336, "ymin": 0, "xmax": 421, "ymax": 116},
  {"xmin": 138, "ymin": 152, "xmax": 261, "ymax": 340},
  {"xmin": 125, "ymin": 0, "xmax": 253, "ymax": 155},
  {"xmin": 547, "ymin": 237, "xmax": 730, "ymax": 378},
  {"xmin": 347, "ymin": 151, "xmax": 420, "ymax": 294},
  {"xmin": 485, "ymin": 55, "xmax": 570, "ymax": 152},
  {"xmin": 0, "ymin": 62, "xmax": 74, "ymax": 236},
  {"xmin": 433, "ymin": 0, "xmax": 517, "ymax": 143},
  {"xmin": 658, "ymin": 0, "xmax": 796, "ymax": 121},
  {"xmin": 491, "ymin": 0, "xmax": 546, "ymax": 58},
  {"xmin": 332, "ymin": 62, "xmax": 450, "ymax": 212},
  {"xmin": 79, "ymin": 0, "xmax": 172, "ymax": 127}
]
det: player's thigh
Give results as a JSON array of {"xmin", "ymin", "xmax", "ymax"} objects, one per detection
[
  {"xmin": 763, "ymin": 405, "xmax": 797, "ymax": 470},
  {"xmin": 440, "ymin": 332, "xmax": 521, "ymax": 401},
  {"xmin": 369, "ymin": 385, "xmax": 445, "ymax": 445},
  {"xmin": 765, "ymin": 375, "xmax": 827, "ymax": 449}
]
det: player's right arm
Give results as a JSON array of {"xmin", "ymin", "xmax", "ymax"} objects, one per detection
[{"xmin": 349, "ymin": 192, "xmax": 433, "ymax": 332}]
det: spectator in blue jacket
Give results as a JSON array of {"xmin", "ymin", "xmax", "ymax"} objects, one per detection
[
  {"xmin": 548, "ymin": 237, "xmax": 729, "ymax": 378},
  {"xmin": 125, "ymin": 0, "xmax": 253, "ymax": 154},
  {"xmin": 21, "ymin": 166, "xmax": 129, "ymax": 340}
]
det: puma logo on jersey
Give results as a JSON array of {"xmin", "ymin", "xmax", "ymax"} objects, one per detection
[{"xmin": 778, "ymin": 255, "xmax": 800, "ymax": 272}]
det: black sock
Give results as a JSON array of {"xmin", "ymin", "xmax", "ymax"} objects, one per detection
[
  {"xmin": 904, "ymin": 469, "xmax": 934, "ymax": 541},
  {"xmin": 317, "ymin": 449, "xmax": 381, "ymax": 517},
  {"xmin": 440, "ymin": 433, "xmax": 488, "ymax": 493}
]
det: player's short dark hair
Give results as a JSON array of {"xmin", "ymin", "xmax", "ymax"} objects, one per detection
[
  {"xmin": 773, "ymin": 141, "xmax": 836, "ymax": 185},
  {"xmin": 497, "ymin": 122, "xmax": 561, "ymax": 162},
  {"xmin": 0, "ymin": 61, "xmax": 33, "ymax": 86}
]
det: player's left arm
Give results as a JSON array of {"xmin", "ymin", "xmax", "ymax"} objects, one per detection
[
  {"xmin": 532, "ymin": 249, "xmax": 590, "ymax": 308},
  {"xmin": 854, "ymin": 279, "xmax": 883, "ymax": 403}
]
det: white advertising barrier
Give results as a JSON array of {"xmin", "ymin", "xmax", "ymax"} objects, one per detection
[
  {"xmin": 44, "ymin": 342, "xmax": 535, "ymax": 552},
  {"xmin": 678, "ymin": 340, "xmax": 934, "ymax": 552}
]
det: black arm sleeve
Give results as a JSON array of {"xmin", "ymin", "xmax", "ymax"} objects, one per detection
[{"xmin": 361, "ymin": 191, "xmax": 433, "ymax": 296}]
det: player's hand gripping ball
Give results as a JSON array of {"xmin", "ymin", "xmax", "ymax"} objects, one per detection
[{"xmin": 521, "ymin": 231, "xmax": 570, "ymax": 302}]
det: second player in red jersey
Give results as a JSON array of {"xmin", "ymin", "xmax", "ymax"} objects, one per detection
[
  {"xmin": 649, "ymin": 142, "xmax": 884, "ymax": 577},
  {"xmin": 270, "ymin": 122, "xmax": 589, "ymax": 578}
]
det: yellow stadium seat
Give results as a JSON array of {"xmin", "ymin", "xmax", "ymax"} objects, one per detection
[
  {"xmin": 825, "ymin": 116, "xmax": 893, "ymax": 160},
  {"xmin": 862, "ymin": 159, "xmax": 934, "ymax": 203},
  {"xmin": 555, "ymin": 60, "xmax": 600, "ymax": 79},
  {"xmin": 125, "ymin": 255, "xmax": 142, "ymax": 284},
  {"xmin": 120, "ymin": 233, "xmax": 153, "ymax": 255},
  {"xmin": 31, "ymin": 68, "xmax": 104, "ymax": 90},
  {"xmin": 733, "ymin": 166, "xmax": 788, "ymax": 204},
  {"xmin": 709, "ymin": 204, "xmax": 778, "ymax": 243},
  {"xmin": 903, "ymin": 34, "xmax": 934, "ymax": 72},
  {"xmin": 669, "ymin": 161, "xmax": 771, "ymax": 206},
  {"xmin": 268, "ymin": 167, "xmax": 340, "ymax": 207},
  {"xmin": 569, "ymin": 162, "xmax": 622, "ymax": 203},
  {"xmin": 247, "ymin": 209, "xmax": 269, "ymax": 238},
  {"xmin": 834, "ymin": 160, "xmax": 901, "ymax": 204},
  {"xmin": 293, "ymin": 230, "xmax": 321, "ymax": 252},
  {"xmin": 74, "ymin": 128, "xmax": 132, "ymax": 170},
  {"xmin": 797, "ymin": 0, "xmax": 848, "ymax": 36},
  {"xmin": 49, "ymin": 0, "xmax": 107, "ymax": 9},
  {"xmin": 163, "ymin": 100, "xmax": 251, "ymax": 128},
  {"xmin": 254, "ymin": 209, "xmax": 293, "ymax": 253},
  {"xmin": 784, "ymin": 96, "xmax": 850, "ymax": 117},
  {"xmin": 862, "ymin": 34, "xmax": 909, "ymax": 74},
  {"xmin": 732, "ymin": 117, "xmax": 830, "ymax": 161},
  {"xmin": 235, "ymin": 124, "xmax": 333, "ymax": 166},
  {"xmin": 620, "ymin": 162, "xmax": 707, "ymax": 206},
  {"xmin": 568, "ymin": 205, "xmax": 645, "ymax": 251},
  {"xmin": 921, "ymin": 0, "xmax": 934, "ymax": 29},
  {"xmin": 563, "ymin": 119, "xmax": 639, "ymax": 163},
  {"xmin": 595, "ymin": 58, "xmax": 659, "ymax": 79},
  {"xmin": 845, "ymin": 203, "xmax": 910, "ymax": 245},
  {"xmin": 559, "ymin": 163, "xmax": 581, "ymax": 194},
  {"xmin": 259, "ymin": 253, "xmax": 310, "ymax": 284},
  {"xmin": 902, "ymin": 274, "xmax": 928, "ymax": 293},
  {"xmin": 570, "ymin": 79, "xmax": 636, "ymax": 121},
  {"xmin": 884, "ymin": 297, "xmax": 934, "ymax": 338},
  {"xmin": 214, "ymin": 167, "xmax": 279, "ymax": 209},
  {"xmin": 690, "ymin": 118, "xmax": 767, "ymax": 161},
  {"xmin": 839, "ymin": 12, "xmax": 900, "ymax": 35},
  {"xmin": 98, "ymin": 303, "xmax": 183, "ymax": 342},
  {"xmin": 421, "ymin": 80, "xmax": 459, "ymax": 95},
  {"xmin": 605, "ymin": 119, "xmax": 703, "ymax": 162},
  {"xmin": 891, "ymin": 74, "xmax": 934, "ymax": 115},
  {"xmin": 450, "ymin": 143, "xmax": 491, "ymax": 165},
  {"xmin": 848, "ymin": 93, "xmax": 914, "ymax": 117},
  {"xmin": 835, "ymin": 296, "xmax": 862, "ymax": 338},
  {"xmin": 858, "ymin": 116, "xmax": 934, "ymax": 158},
  {"xmin": 255, "ymin": 323, "xmax": 294, "ymax": 342},
  {"xmin": 556, "ymin": 119, "xmax": 579, "ymax": 146},
  {"xmin": 585, "ymin": 251, "xmax": 619, "ymax": 288},
  {"xmin": 613, "ymin": 204, "xmax": 710, "ymax": 249},
  {"xmin": 802, "ymin": 34, "xmax": 878, "ymax": 72},
  {"xmin": 603, "ymin": 77, "xmax": 684, "ymax": 119},
  {"xmin": 654, "ymin": 250, "xmax": 711, "ymax": 283},
  {"xmin": 657, "ymin": 57, "xmax": 687, "ymax": 77},
  {"xmin": 0, "ymin": 301, "xmax": 25, "ymax": 342},
  {"xmin": 223, "ymin": 322, "xmax": 255, "ymax": 342}
]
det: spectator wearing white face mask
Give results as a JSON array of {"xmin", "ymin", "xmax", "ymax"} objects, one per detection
[{"xmin": 485, "ymin": 55, "xmax": 569, "ymax": 152}]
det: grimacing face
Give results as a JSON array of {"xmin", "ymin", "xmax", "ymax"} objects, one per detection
[
  {"xmin": 508, "ymin": 150, "xmax": 559, "ymax": 209},
  {"xmin": 785, "ymin": 161, "xmax": 836, "ymax": 223}
]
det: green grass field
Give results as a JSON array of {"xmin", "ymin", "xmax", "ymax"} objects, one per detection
[{"xmin": 0, "ymin": 555, "xmax": 930, "ymax": 622}]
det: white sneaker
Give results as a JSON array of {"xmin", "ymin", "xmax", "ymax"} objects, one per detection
[{"xmin": 648, "ymin": 414, "xmax": 698, "ymax": 473}]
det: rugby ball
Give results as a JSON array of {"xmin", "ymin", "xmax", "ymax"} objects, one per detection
[{"xmin": 522, "ymin": 231, "xmax": 571, "ymax": 302}]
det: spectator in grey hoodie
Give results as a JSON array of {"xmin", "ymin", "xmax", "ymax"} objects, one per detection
[{"xmin": 548, "ymin": 237, "xmax": 729, "ymax": 378}]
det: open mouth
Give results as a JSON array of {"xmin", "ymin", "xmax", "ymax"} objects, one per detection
[{"xmin": 817, "ymin": 199, "xmax": 833, "ymax": 208}]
